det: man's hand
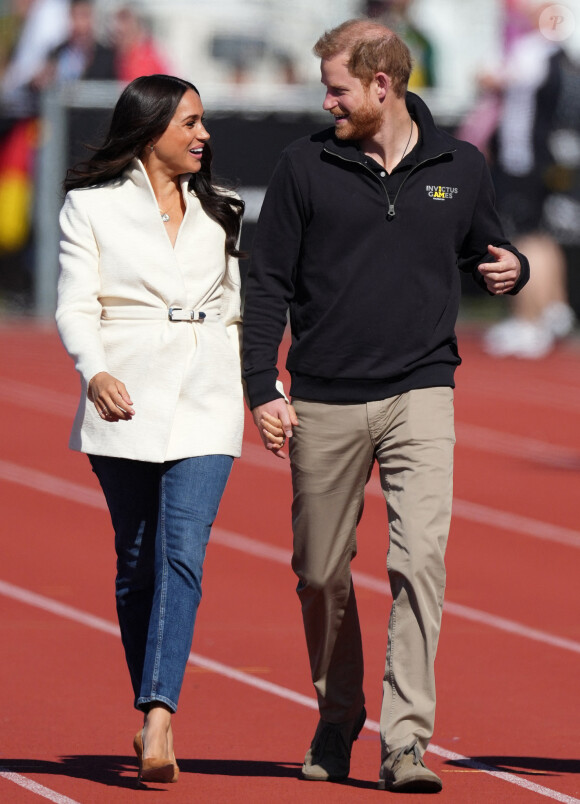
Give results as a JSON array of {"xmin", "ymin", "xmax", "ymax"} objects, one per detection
[
  {"xmin": 88, "ymin": 371, "xmax": 135, "ymax": 422},
  {"xmin": 478, "ymin": 244, "xmax": 521, "ymax": 295},
  {"xmin": 252, "ymin": 398, "xmax": 299, "ymax": 460}
]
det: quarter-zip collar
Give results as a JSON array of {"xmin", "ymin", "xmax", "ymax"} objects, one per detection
[
  {"xmin": 322, "ymin": 92, "xmax": 456, "ymax": 219},
  {"xmin": 322, "ymin": 91, "xmax": 454, "ymax": 166}
]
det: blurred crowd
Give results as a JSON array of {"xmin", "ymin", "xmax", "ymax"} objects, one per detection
[
  {"xmin": 459, "ymin": 0, "xmax": 580, "ymax": 357},
  {"xmin": 364, "ymin": 0, "xmax": 580, "ymax": 358},
  {"xmin": 0, "ymin": 0, "xmax": 169, "ymax": 116},
  {"xmin": 361, "ymin": 0, "xmax": 580, "ymax": 359},
  {"xmin": 360, "ymin": 0, "xmax": 435, "ymax": 88},
  {"xmin": 0, "ymin": 0, "xmax": 579, "ymax": 361},
  {"xmin": 0, "ymin": 0, "xmax": 169, "ymax": 304}
]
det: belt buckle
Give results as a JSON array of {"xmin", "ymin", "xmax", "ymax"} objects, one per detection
[
  {"xmin": 169, "ymin": 307, "xmax": 189, "ymax": 321},
  {"xmin": 169, "ymin": 307, "xmax": 206, "ymax": 321}
]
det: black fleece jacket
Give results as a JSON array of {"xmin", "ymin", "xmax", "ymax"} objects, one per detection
[{"xmin": 242, "ymin": 92, "xmax": 529, "ymax": 408}]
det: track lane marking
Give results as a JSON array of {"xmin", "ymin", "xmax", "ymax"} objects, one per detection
[
  {"xmin": 1, "ymin": 460, "xmax": 579, "ymax": 656},
  {"xmin": 455, "ymin": 422, "xmax": 580, "ymax": 469},
  {"xmin": 3, "ymin": 431, "xmax": 580, "ymax": 550},
  {"xmin": 3, "ymin": 377, "xmax": 580, "ymax": 547},
  {"xmin": 211, "ymin": 528, "xmax": 580, "ymax": 655},
  {"xmin": 457, "ymin": 369, "xmax": 580, "ymax": 414},
  {"xmin": 0, "ymin": 769, "xmax": 81, "ymax": 803},
  {"xmin": 241, "ymin": 442, "xmax": 580, "ymax": 549},
  {"xmin": 0, "ymin": 580, "xmax": 578, "ymax": 804},
  {"xmin": 3, "ymin": 376, "xmax": 580, "ymax": 469}
]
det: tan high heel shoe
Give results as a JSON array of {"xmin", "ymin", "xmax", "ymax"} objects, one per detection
[
  {"xmin": 133, "ymin": 728, "xmax": 177, "ymax": 784},
  {"xmin": 167, "ymin": 724, "xmax": 180, "ymax": 782}
]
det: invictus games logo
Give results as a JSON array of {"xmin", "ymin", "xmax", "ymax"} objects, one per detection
[
  {"xmin": 426, "ymin": 185, "xmax": 458, "ymax": 200},
  {"xmin": 539, "ymin": 4, "xmax": 576, "ymax": 42}
]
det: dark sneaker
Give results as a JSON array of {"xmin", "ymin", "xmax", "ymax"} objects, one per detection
[
  {"xmin": 378, "ymin": 741, "xmax": 442, "ymax": 793},
  {"xmin": 301, "ymin": 707, "xmax": 367, "ymax": 781}
]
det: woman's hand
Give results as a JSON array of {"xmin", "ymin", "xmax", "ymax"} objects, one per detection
[
  {"xmin": 260, "ymin": 410, "xmax": 288, "ymax": 449},
  {"xmin": 252, "ymin": 400, "xmax": 299, "ymax": 460},
  {"xmin": 88, "ymin": 371, "xmax": 135, "ymax": 422}
]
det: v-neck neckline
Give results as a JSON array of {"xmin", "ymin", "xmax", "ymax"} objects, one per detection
[{"xmin": 128, "ymin": 158, "xmax": 192, "ymax": 251}]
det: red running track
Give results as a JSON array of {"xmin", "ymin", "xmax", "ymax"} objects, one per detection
[{"xmin": 0, "ymin": 321, "xmax": 579, "ymax": 803}]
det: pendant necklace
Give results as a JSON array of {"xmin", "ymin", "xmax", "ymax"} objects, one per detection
[
  {"xmin": 159, "ymin": 186, "xmax": 182, "ymax": 222},
  {"xmin": 159, "ymin": 194, "xmax": 176, "ymax": 222}
]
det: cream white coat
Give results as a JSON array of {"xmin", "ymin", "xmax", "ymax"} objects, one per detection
[{"xmin": 56, "ymin": 159, "xmax": 244, "ymax": 462}]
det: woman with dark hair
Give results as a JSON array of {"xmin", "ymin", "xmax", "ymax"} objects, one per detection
[{"xmin": 56, "ymin": 74, "xmax": 250, "ymax": 786}]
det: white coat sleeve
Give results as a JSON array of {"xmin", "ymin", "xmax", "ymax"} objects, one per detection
[{"xmin": 55, "ymin": 192, "xmax": 109, "ymax": 385}]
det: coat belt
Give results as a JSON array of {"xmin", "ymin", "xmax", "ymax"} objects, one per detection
[{"xmin": 101, "ymin": 306, "xmax": 206, "ymax": 322}]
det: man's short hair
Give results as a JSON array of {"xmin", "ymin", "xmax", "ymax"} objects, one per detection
[{"xmin": 313, "ymin": 19, "xmax": 412, "ymax": 98}]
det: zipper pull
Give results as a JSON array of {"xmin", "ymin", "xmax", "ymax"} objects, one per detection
[{"xmin": 387, "ymin": 204, "xmax": 395, "ymax": 219}]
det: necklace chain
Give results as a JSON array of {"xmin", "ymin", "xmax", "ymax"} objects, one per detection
[
  {"xmin": 158, "ymin": 190, "xmax": 181, "ymax": 223},
  {"xmin": 401, "ymin": 117, "xmax": 414, "ymax": 163}
]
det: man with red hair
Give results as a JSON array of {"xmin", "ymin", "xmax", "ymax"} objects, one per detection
[{"xmin": 243, "ymin": 19, "xmax": 529, "ymax": 793}]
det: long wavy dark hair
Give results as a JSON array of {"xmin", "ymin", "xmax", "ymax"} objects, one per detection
[{"xmin": 64, "ymin": 74, "xmax": 244, "ymax": 258}]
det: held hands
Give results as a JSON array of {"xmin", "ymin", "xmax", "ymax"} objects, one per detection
[
  {"xmin": 252, "ymin": 398, "xmax": 299, "ymax": 460},
  {"xmin": 478, "ymin": 244, "xmax": 521, "ymax": 295},
  {"xmin": 88, "ymin": 371, "xmax": 135, "ymax": 422}
]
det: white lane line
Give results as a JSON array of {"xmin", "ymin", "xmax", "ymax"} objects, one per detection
[
  {"xmin": 459, "ymin": 371, "xmax": 580, "ymax": 414},
  {"xmin": 4, "ymin": 376, "xmax": 580, "ymax": 469},
  {"xmin": 2, "ymin": 443, "xmax": 579, "ymax": 552},
  {"xmin": 450, "ymin": 498, "xmax": 580, "ymax": 550},
  {"xmin": 0, "ymin": 379, "xmax": 74, "ymax": 417},
  {"xmin": 3, "ymin": 376, "xmax": 580, "ymax": 547},
  {"xmin": 0, "ymin": 580, "xmax": 578, "ymax": 804},
  {"xmin": 455, "ymin": 422, "xmax": 580, "ymax": 469},
  {"xmin": 0, "ymin": 769, "xmax": 81, "ymax": 804},
  {"xmin": 0, "ymin": 460, "xmax": 104, "ymax": 508},
  {"xmin": 240, "ymin": 443, "xmax": 580, "ymax": 550},
  {"xmin": 211, "ymin": 529, "xmax": 580, "ymax": 656},
  {"xmin": 1, "ymin": 460, "xmax": 580, "ymax": 655}
]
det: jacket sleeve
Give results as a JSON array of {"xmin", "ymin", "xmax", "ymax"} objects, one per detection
[
  {"xmin": 55, "ymin": 192, "xmax": 108, "ymax": 385},
  {"xmin": 242, "ymin": 151, "xmax": 304, "ymax": 409},
  {"xmin": 458, "ymin": 153, "xmax": 530, "ymax": 294}
]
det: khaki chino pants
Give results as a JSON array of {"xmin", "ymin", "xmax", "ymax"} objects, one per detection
[{"xmin": 289, "ymin": 388, "xmax": 455, "ymax": 757}]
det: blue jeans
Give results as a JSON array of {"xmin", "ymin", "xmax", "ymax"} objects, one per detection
[{"xmin": 89, "ymin": 454, "xmax": 233, "ymax": 713}]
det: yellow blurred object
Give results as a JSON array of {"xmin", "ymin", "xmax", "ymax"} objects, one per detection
[
  {"xmin": 0, "ymin": 170, "xmax": 32, "ymax": 251},
  {"xmin": 408, "ymin": 64, "xmax": 427, "ymax": 89}
]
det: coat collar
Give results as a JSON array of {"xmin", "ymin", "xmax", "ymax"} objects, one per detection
[{"xmin": 124, "ymin": 158, "xmax": 193, "ymax": 208}]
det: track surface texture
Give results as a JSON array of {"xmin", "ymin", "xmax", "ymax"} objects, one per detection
[{"xmin": 1, "ymin": 321, "xmax": 579, "ymax": 803}]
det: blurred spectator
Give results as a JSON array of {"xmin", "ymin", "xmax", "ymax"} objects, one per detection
[
  {"xmin": 0, "ymin": 0, "xmax": 69, "ymax": 118},
  {"xmin": 112, "ymin": 5, "xmax": 170, "ymax": 82},
  {"xmin": 502, "ymin": 0, "xmax": 534, "ymax": 51},
  {"xmin": 209, "ymin": 1, "xmax": 300, "ymax": 85},
  {"xmin": 0, "ymin": 2, "xmax": 28, "ymax": 83},
  {"xmin": 211, "ymin": 32, "xmax": 266, "ymax": 84},
  {"xmin": 463, "ymin": 0, "xmax": 576, "ymax": 358},
  {"xmin": 361, "ymin": 0, "xmax": 435, "ymax": 88},
  {"xmin": 0, "ymin": 0, "xmax": 114, "ymax": 303},
  {"xmin": 32, "ymin": 0, "xmax": 116, "ymax": 167},
  {"xmin": 32, "ymin": 0, "xmax": 115, "ymax": 90},
  {"xmin": 210, "ymin": 31, "xmax": 300, "ymax": 85},
  {"xmin": 0, "ymin": 0, "xmax": 67, "ymax": 300}
]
